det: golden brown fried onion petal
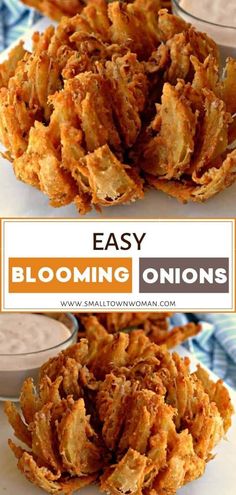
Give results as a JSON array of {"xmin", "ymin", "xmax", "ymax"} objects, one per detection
[
  {"xmin": 81, "ymin": 144, "xmax": 144, "ymax": 206},
  {"xmin": 148, "ymin": 149, "xmax": 236, "ymax": 203},
  {"xmin": 79, "ymin": 312, "xmax": 201, "ymax": 352},
  {"xmin": 138, "ymin": 61, "xmax": 235, "ymax": 202},
  {"xmin": 4, "ymin": 401, "xmax": 32, "ymax": 448},
  {"xmin": 101, "ymin": 448, "xmax": 148, "ymax": 495},
  {"xmin": 21, "ymin": 0, "xmax": 87, "ymax": 21},
  {"xmin": 6, "ymin": 326, "xmax": 233, "ymax": 495},
  {"xmin": 58, "ymin": 398, "xmax": 104, "ymax": 475}
]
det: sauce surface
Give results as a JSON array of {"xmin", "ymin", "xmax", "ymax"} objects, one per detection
[
  {"xmin": 0, "ymin": 313, "xmax": 71, "ymax": 356},
  {"xmin": 180, "ymin": 0, "xmax": 236, "ymax": 27}
]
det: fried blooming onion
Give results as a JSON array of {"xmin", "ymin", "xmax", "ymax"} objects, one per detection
[
  {"xmin": 21, "ymin": 0, "xmax": 172, "ymax": 22},
  {"xmin": 5, "ymin": 319, "xmax": 233, "ymax": 495},
  {"xmin": 0, "ymin": 0, "xmax": 235, "ymax": 212},
  {"xmin": 21, "ymin": 0, "xmax": 89, "ymax": 20},
  {"xmin": 77, "ymin": 312, "xmax": 202, "ymax": 348},
  {"xmin": 22, "ymin": 0, "xmax": 171, "ymax": 21}
]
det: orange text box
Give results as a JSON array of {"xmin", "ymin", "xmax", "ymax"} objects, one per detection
[{"xmin": 9, "ymin": 258, "xmax": 132, "ymax": 293}]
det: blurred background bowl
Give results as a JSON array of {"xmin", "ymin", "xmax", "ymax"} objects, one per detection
[
  {"xmin": 171, "ymin": 0, "xmax": 236, "ymax": 62},
  {"xmin": 0, "ymin": 312, "xmax": 78, "ymax": 401}
]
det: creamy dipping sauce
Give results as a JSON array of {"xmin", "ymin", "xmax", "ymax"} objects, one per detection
[
  {"xmin": 0, "ymin": 313, "xmax": 71, "ymax": 358},
  {"xmin": 0, "ymin": 313, "xmax": 70, "ymax": 369},
  {"xmin": 176, "ymin": 0, "xmax": 236, "ymax": 60},
  {"xmin": 180, "ymin": 0, "xmax": 236, "ymax": 27},
  {"xmin": 0, "ymin": 313, "xmax": 76, "ymax": 400}
]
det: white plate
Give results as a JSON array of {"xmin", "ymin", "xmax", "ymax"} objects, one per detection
[
  {"xmin": 0, "ymin": 345, "xmax": 236, "ymax": 495},
  {"xmin": 0, "ymin": 19, "xmax": 236, "ymax": 219}
]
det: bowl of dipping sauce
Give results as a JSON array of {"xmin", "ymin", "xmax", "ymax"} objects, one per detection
[
  {"xmin": 0, "ymin": 313, "xmax": 78, "ymax": 401},
  {"xmin": 172, "ymin": 0, "xmax": 236, "ymax": 61}
]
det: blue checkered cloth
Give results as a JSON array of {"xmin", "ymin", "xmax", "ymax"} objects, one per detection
[
  {"xmin": 171, "ymin": 313, "xmax": 236, "ymax": 390},
  {"xmin": 0, "ymin": 0, "xmax": 40, "ymax": 51}
]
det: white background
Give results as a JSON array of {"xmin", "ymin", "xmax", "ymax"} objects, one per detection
[{"xmin": 1, "ymin": 219, "xmax": 234, "ymax": 311}]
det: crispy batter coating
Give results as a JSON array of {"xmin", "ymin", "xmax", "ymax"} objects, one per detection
[
  {"xmin": 13, "ymin": 122, "xmax": 77, "ymax": 207},
  {"xmin": 101, "ymin": 448, "xmax": 148, "ymax": 495},
  {"xmin": 194, "ymin": 365, "xmax": 233, "ymax": 432},
  {"xmin": 148, "ymin": 82, "xmax": 197, "ymax": 179},
  {"xmin": 0, "ymin": 42, "xmax": 26, "ymax": 87},
  {"xmin": 89, "ymin": 311, "xmax": 171, "ymax": 332},
  {"xmin": 221, "ymin": 57, "xmax": 236, "ymax": 114},
  {"xmin": 108, "ymin": 1, "xmax": 162, "ymax": 60},
  {"xmin": 21, "ymin": 0, "xmax": 88, "ymax": 21},
  {"xmin": 5, "ymin": 320, "xmax": 233, "ymax": 495},
  {"xmin": 136, "ymin": 54, "xmax": 236, "ymax": 202},
  {"xmin": 5, "ymin": 401, "xmax": 32, "ymax": 448},
  {"xmin": 148, "ymin": 149, "xmax": 236, "ymax": 202},
  {"xmin": 162, "ymin": 28, "xmax": 219, "ymax": 84},
  {"xmin": 57, "ymin": 398, "xmax": 104, "ymax": 475},
  {"xmin": 81, "ymin": 145, "xmax": 143, "ymax": 206},
  {"xmin": 21, "ymin": 0, "xmax": 173, "ymax": 24},
  {"xmin": 0, "ymin": 4, "xmax": 149, "ymax": 213},
  {"xmin": 78, "ymin": 312, "xmax": 201, "ymax": 349},
  {"xmin": 0, "ymin": 0, "xmax": 236, "ymax": 210}
]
